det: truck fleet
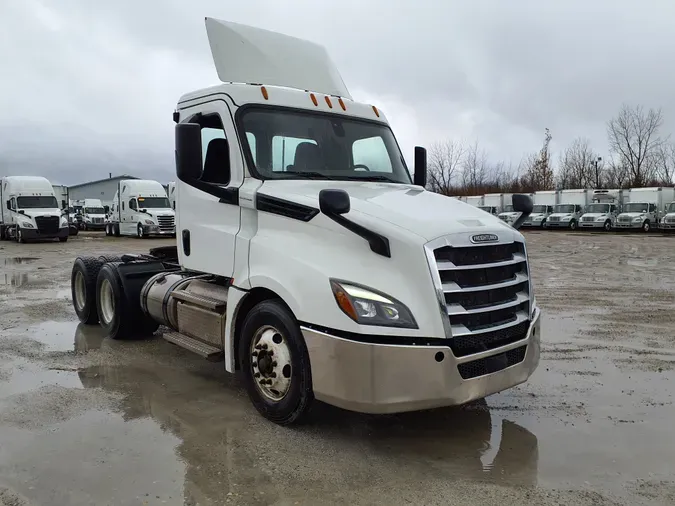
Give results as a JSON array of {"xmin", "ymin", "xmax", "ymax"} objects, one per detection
[{"xmin": 68, "ymin": 18, "xmax": 541, "ymax": 426}]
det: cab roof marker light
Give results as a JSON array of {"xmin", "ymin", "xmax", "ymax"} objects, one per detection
[
  {"xmin": 325, "ymin": 96, "xmax": 333, "ymax": 108},
  {"xmin": 310, "ymin": 93, "xmax": 318, "ymax": 106},
  {"xmin": 338, "ymin": 97, "xmax": 346, "ymax": 111},
  {"xmin": 372, "ymin": 105, "xmax": 380, "ymax": 117},
  {"xmin": 260, "ymin": 86, "xmax": 269, "ymax": 100}
]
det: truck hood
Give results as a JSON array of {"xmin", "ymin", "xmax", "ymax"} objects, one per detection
[
  {"xmin": 582, "ymin": 213, "xmax": 608, "ymax": 218},
  {"xmin": 20, "ymin": 209, "xmax": 61, "ymax": 219},
  {"xmin": 618, "ymin": 212, "xmax": 647, "ymax": 218},
  {"xmin": 258, "ymin": 180, "xmax": 516, "ymax": 241},
  {"xmin": 142, "ymin": 210, "xmax": 174, "ymax": 218},
  {"xmin": 527, "ymin": 213, "xmax": 548, "ymax": 219},
  {"xmin": 549, "ymin": 213, "xmax": 574, "ymax": 218}
]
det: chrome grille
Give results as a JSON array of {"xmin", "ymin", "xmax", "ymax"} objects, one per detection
[
  {"xmin": 666, "ymin": 216, "xmax": 675, "ymax": 223},
  {"xmin": 432, "ymin": 241, "xmax": 530, "ymax": 361},
  {"xmin": 35, "ymin": 216, "xmax": 59, "ymax": 234},
  {"xmin": 618, "ymin": 215, "xmax": 632, "ymax": 223},
  {"xmin": 92, "ymin": 217, "xmax": 104, "ymax": 224},
  {"xmin": 582, "ymin": 216, "xmax": 595, "ymax": 222},
  {"xmin": 157, "ymin": 215, "xmax": 175, "ymax": 232},
  {"xmin": 548, "ymin": 216, "xmax": 560, "ymax": 222}
]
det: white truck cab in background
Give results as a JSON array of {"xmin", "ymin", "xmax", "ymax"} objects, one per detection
[
  {"xmin": 167, "ymin": 181, "xmax": 176, "ymax": 210},
  {"xmin": 80, "ymin": 198, "xmax": 107, "ymax": 231},
  {"xmin": 0, "ymin": 176, "xmax": 69, "ymax": 243},
  {"xmin": 481, "ymin": 193, "xmax": 504, "ymax": 216},
  {"xmin": 660, "ymin": 200, "xmax": 675, "ymax": 230},
  {"xmin": 616, "ymin": 187, "xmax": 675, "ymax": 232},
  {"xmin": 546, "ymin": 189, "xmax": 589, "ymax": 230},
  {"xmin": 580, "ymin": 189, "xmax": 623, "ymax": 231},
  {"xmin": 71, "ymin": 18, "xmax": 540, "ymax": 425},
  {"xmin": 498, "ymin": 193, "xmax": 527, "ymax": 225},
  {"xmin": 105, "ymin": 179, "xmax": 176, "ymax": 238},
  {"xmin": 522, "ymin": 190, "xmax": 559, "ymax": 228}
]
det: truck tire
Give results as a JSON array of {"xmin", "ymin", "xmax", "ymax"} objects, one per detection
[
  {"xmin": 16, "ymin": 227, "xmax": 25, "ymax": 243},
  {"xmin": 569, "ymin": 220, "xmax": 577, "ymax": 231},
  {"xmin": 114, "ymin": 224, "xmax": 120, "ymax": 237},
  {"xmin": 69, "ymin": 224, "xmax": 79, "ymax": 236},
  {"xmin": 540, "ymin": 219, "xmax": 547, "ymax": 229},
  {"xmin": 72, "ymin": 256, "xmax": 105, "ymax": 324},
  {"xmin": 238, "ymin": 299, "xmax": 314, "ymax": 425},
  {"xmin": 642, "ymin": 220, "xmax": 651, "ymax": 233},
  {"xmin": 59, "ymin": 236, "xmax": 68, "ymax": 243},
  {"xmin": 98, "ymin": 255, "xmax": 123, "ymax": 264},
  {"xmin": 603, "ymin": 220, "xmax": 612, "ymax": 232},
  {"xmin": 96, "ymin": 262, "xmax": 159, "ymax": 340},
  {"xmin": 137, "ymin": 224, "xmax": 147, "ymax": 239}
]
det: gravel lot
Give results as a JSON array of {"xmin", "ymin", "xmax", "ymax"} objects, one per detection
[{"xmin": 0, "ymin": 230, "xmax": 674, "ymax": 505}]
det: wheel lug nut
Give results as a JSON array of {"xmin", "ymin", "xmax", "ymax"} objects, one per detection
[
  {"xmin": 270, "ymin": 372, "xmax": 277, "ymax": 378},
  {"xmin": 254, "ymin": 372, "xmax": 260, "ymax": 378},
  {"xmin": 272, "ymin": 361, "xmax": 277, "ymax": 367},
  {"xmin": 252, "ymin": 351, "xmax": 258, "ymax": 357},
  {"xmin": 255, "ymin": 344, "xmax": 262, "ymax": 350},
  {"xmin": 262, "ymin": 344, "xmax": 268, "ymax": 350},
  {"xmin": 268, "ymin": 351, "xmax": 274, "ymax": 356},
  {"xmin": 252, "ymin": 363, "xmax": 257, "ymax": 368}
]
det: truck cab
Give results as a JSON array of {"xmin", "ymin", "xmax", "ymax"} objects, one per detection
[
  {"xmin": 660, "ymin": 202, "xmax": 675, "ymax": 230},
  {"xmin": 0, "ymin": 176, "xmax": 69, "ymax": 242},
  {"xmin": 70, "ymin": 18, "xmax": 540, "ymax": 425},
  {"xmin": 105, "ymin": 180, "xmax": 176, "ymax": 238},
  {"xmin": 81, "ymin": 198, "xmax": 107, "ymax": 230},
  {"xmin": 522, "ymin": 205, "xmax": 554, "ymax": 228},
  {"xmin": 580, "ymin": 202, "xmax": 620, "ymax": 231},
  {"xmin": 546, "ymin": 204, "xmax": 585, "ymax": 230},
  {"xmin": 616, "ymin": 202, "xmax": 659, "ymax": 232}
]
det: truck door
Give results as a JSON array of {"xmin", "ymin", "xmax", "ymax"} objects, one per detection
[{"xmin": 176, "ymin": 99, "xmax": 244, "ymax": 278}]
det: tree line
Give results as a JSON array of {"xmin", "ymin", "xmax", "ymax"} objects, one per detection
[{"xmin": 427, "ymin": 104, "xmax": 675, "ymax": 197}]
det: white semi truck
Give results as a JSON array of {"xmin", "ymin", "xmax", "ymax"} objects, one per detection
[
  {"xmin": 70, "ymin": 18, "xmax": 540, "ymax": 425},
  {"xmin": 479, "ymin": 193, "xmax": 504, "ymax": 216},
  {"xmin": 105, "ymin": 179, "xmax": 176, "ymax": 238},
  {"xmin": 616, "ymin": 187, "xmax": 675, "ymax": 232},
  {"xmin": 660, "ymin": 200, "xmax": 675, "ymax": 230},
  {"xmin": 80, "ymin": 198, "xmax": 107, "ymax": 231},
  {"xmin": 579, "ymin": 189, "xmax": 623, "ymax": 231},
  {"xmin": 522, "ymin": 190, "xmax": 558, "ymax": 228},
  {"xmin": 0, "ymin": 176, "xmax": 70, "ymax": 242},
  {"xmin": 545, "ymin": 189, "xmax": 589, "ymax": 230}
]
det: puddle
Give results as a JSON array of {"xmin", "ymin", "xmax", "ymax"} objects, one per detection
[
  {"xmin": 2, "ymin": 257, "xmax": 39, "ymax": 265},
  {"xmin": 21, "ymin": 321, "xmax": 107, "ymax": 352},
  {"xmin": 626, "ymin": 258, "xmax": 659, "ymax": 267},
  {"xmin": 0, "ymin": 272, "xmax": 33, "ymax": 287}
]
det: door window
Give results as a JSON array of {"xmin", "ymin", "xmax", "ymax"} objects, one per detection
[{"xmin": 129, "ymin": 199, "xmax": 137, "ymax": 211}]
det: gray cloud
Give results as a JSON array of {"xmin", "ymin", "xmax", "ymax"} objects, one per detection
[{"xmin": 1, "ymin": 0, "xmax": 674, "ymax": 185}]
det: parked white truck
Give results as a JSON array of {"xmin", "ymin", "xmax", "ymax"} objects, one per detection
[
  {"xmin": 545, "ymin": 189, "xmax": 588, "ymax": 230},
  {"xmin": 80, "ymin": 198, "xmax": 107, "ymax": 231},
  {"xmin": 579, "ymin": 189, "xmax": 623, "ymax": 231},
  {"xmin": 522, "ymin": 190, "xmax": 558, "ymax": 228},
  {"xmin": 0, "ymin": 176, "xmax": 70, "ymax": 242},
  {"xmin": 498, "ymin": 193, "xmax": 529, "ymax": 226},
  {"xmin": 660, "ymin": 200, "xmax": 675, "ymax": 231},
  {"xmin": 479, "ymin": 193, "xmax": 504, "ymax": 216},
  {"xmin": 616, "ymin": 187, "xmax": 675, "ymax": 232},
  {"xmin": 70, "ymin": 18, "xmax": 540, "ymax": 425},
  {"xmin": 105, "ymin": 179, "xmax": 176, "ymax": 238},
  {"xmin": 465, "ymin": 195, "xmax": 483, "ymax": 208}
]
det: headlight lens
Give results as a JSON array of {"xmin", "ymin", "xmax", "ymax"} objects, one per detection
[
  {"xmin": 144, "ymin": 219, "xmax": 154, "ymax": 225},
  {"xmin": 20, "ymin": 222, "xmax": 34, "ymax": 228},
  {"xmin": 632, "ymin": 217, "xmax": 642, "ymax": 222},
  {"xmin": 330, "ymin": 280, "xmax": 417, "ymax": 328}
]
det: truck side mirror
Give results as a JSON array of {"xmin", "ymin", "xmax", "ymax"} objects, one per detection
[
  {"xmin": 510, "ymin": 194, "xmax": 533, "ymax": 230},
  {"xmin": 319, "ymin": 189, "xmax": 350, "ymax": 215},
  {"xmin": 175, "ymin": 123, "xmax": 203, "ymax": 183},
  {"xmin": 414, "ymin": 146, "xmax": 427, "ymax": 188},
  {"xmin": 5, "ymin": 200, "xmax": 10, "ymax": 211}
]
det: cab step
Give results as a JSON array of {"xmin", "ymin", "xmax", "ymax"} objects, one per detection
[
  {"xmin": 171, "ymin": 289, "xmax": 227, "ymax": 311},
  {"xmin": 162, "ymin": 331, "xmax": 224, "ymax": 362}
]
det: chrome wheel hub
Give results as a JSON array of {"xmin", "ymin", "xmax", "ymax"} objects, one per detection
[
  {"xmin": 250, "ymin": 326, "xmax": 292, "ymax": 401},
  {"xmin": 74, "ymin": 271, "xmax": 86, "ymax": 311},
  {"xmin": 99, "ymin": 278, "xmax": 115, "ymax": 325}
]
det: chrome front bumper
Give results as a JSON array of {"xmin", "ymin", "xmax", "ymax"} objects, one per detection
[
  {"xmin": 660, "ymin": 223, "xmax": 675, "ymax": 229},
  {"xmin": 579, "ymin": 221, "xmax": 606, "ymax": 228},
  {"xmin": 545, "ymin": 221, "xmax": 571, "ymax": 228},
  {"xmin": 614, "ymin": 222, "xmax": 642, "ymax": 229},
  {"xmin": 302, "ymin": 307, "xmax": 541, "ymax": 414}
]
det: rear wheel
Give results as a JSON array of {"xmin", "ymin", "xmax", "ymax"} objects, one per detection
[
  {"xmin": 96, "ymin": 262, "xmax": 159, "ymax": 339},
  {"xmin": 238, "ymin": 299, "xmax": 314, "ymax": 425},
  {"xmin": 72, "ymin": 256, "xmax": 105, "ymax": 324}
]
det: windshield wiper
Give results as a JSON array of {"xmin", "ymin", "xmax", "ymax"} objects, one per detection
[
  {"xmin": 342, "ymin": 175, "xmax": 400, "ymax": 183},
  {"xmin": 277, "ymin": 171, "xmax": 336, "ymax": 180}
]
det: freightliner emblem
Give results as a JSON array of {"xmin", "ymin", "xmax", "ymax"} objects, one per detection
[{"xmin": 471, "ymin": 233, "xmax": 499, "ymax": 244}]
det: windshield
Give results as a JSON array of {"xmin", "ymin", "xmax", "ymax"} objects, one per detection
[
  {"xmin": 532, "ymin": 205, "xmax": 548, "ymax": 213},
  {"xmin": 624, "ymin": 203, "xmax": 648, "ymax": 213},
  {"xmin": 17, "ymin": 196, "xmax": 58, "ymax": 209},
  {"xmin": 240, "ymin": 107, "xmax": 412, "ymax": 183},
  {"xmin": 554, "ymin": 204, "xmax": 575, "ymax": 213},
  {"xmin": 501, "ymin": 205, "xmax": 514, "ymax": 212},
  {"xmin": 585, "ymin": 204, "xmax": 609, "ymax": 213},
  {"xmin": 85, "ymin": 207, "xmax": 105, "ymax": 214},
  {"xmin": 668, "ymin": 203, "xmax": 675, "ymax": 213},
  {"xmin": 138, "ymin": 197, "xmax": 170, "ymax": 209}
]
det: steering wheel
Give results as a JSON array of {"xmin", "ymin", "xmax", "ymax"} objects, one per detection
[{"xmin": 353, "ymin": 164, "xmax": 371, "ymax": 171}]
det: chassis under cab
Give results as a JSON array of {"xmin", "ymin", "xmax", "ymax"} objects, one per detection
[{"xmin": 69, "ymin": 18, "xmax": 541, "ymax": 425}]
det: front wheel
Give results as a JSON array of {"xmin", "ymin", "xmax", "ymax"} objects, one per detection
[
  {"xmin": 540, "ymin": 219, "xmax": 547, "ymax": 229},
  {"xmin": 604, "ymin": 220, "xmax": 612, "ymax": 232},
  {"xmin": 59, "ymin": 236, "xmax": 68, "ymax": 243},
  {"xmin": 642, "ymin": 220, "xmax": 651, "ymax": 233},
  {"xmin": 137, "ymin": 224, "xmax": 147, "ymax": 239},
  {"xmin": 238, "ymin": 299, "xmax": 314, "ymax": 425},
  {"xmin": 569, "ymin": 220, "xmax": 577, "ymax": 231},
  {"xmin": 16, "ymin": 227, "xmax": 24, "ymax": 243}
]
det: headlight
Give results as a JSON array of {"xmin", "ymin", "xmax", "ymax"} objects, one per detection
[
  {"xmin": 20, "ymin": 222, "xmax": 34, "ymax": 228},
  {"xmin": 144, "ymin": 219, "xmax": 154, "ymax": 225},
  {"xmin": 596, "ymin": 217, "xmax": 605, "ymax": 221},
  {"xmin": 330, "ymin": 280, "xmax": 417, "ymax": 328},
  {"xmin": 632, "ymin": 217, "xmax": 642, "ymax": 222},
  {"xmin": 562, "ymin": 216, "xmax": 572, "ymax": 221},
  {"xmin": 60, "ymin": 219, "xmax": 68, "ymax": 227}
]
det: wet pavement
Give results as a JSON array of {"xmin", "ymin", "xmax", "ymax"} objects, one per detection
[{"xmin": 0, "ymin": 231, "xmax": 674, "ymax": 505}]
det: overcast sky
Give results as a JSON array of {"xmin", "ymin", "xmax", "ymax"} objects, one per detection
[{"xmin": 1, "ymin": 0, "xmax": 674, "ymax": 185}]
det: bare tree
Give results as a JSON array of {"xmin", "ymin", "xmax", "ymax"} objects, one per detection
[
  {"xmin": 654, "ymin": 142, "xmax": 675, "ymax": 186},
  {"xmin": 607, "ymin": 104, "xmax": 664, "ymax": 187},
  {"xmin": 520, "ymin": 128, "xmax": 554, "ymax": 191},
  {"xmin": 427, "ymin": 140, "xmax": 465, "ymax": 195},
  {"xmin": 604, "ymin": 156, "xmax": 630, "ymax": 188},
  {"xmin": 460, "ymin": 141, "xmax": 489, "ymax": 192},
  {"xmin": 557, "ymin": 137, "xmax": 601, "ymax": 189}
]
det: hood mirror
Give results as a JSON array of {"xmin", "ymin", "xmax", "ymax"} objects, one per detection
[
  {"xmin": 319, "ymin": 189, "xmax": 350, "ymax": 215},
  {"xmin": 510, "ymin": 194, "xmax": 533, "ymax": 230}
]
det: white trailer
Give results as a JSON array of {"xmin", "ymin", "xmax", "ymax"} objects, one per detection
[
  {"xmin": 52, "ymin": 184, "xmax": 69, "ymax": 211},
  {"xmin": 546, "ymin": 189, "xmax": 589, "ymax": 230},
  {"xmin": 70, "ymin": 18, "xmax": 541, "ymax": 425},
  {"xmin": 522, "ymin": 190, "xmax": 559, "ymax": 228},
  {"xmin": 479, "ymin": 193, "xmax": 503, "ymax": 215},
  {"xmin": 0, "ymin": 176, "xmax": 69, "ymax": 242},
  {"xmin": 617, "ymin": 187, "xmax": 675, "ymax": 232},
  {"xmin": 465, "ymin": 195, "xmax": 483, "ymax": 208},
  {"xmin": 105, "ymin": 179, "xmax": 176, "ymax": 238},
  {"xmin": 579, "ymin": 189, "xmax": 623, "ymax": 231}
]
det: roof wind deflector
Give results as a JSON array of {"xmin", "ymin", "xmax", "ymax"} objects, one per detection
[{"xmin": 204, "ymin": 17, "xmax": 352, "ymax": 100}]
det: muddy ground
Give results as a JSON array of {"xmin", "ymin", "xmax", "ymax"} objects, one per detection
[{"xmin": 0, "ymin": 231, "xmax": 674, "ymax": 505}]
